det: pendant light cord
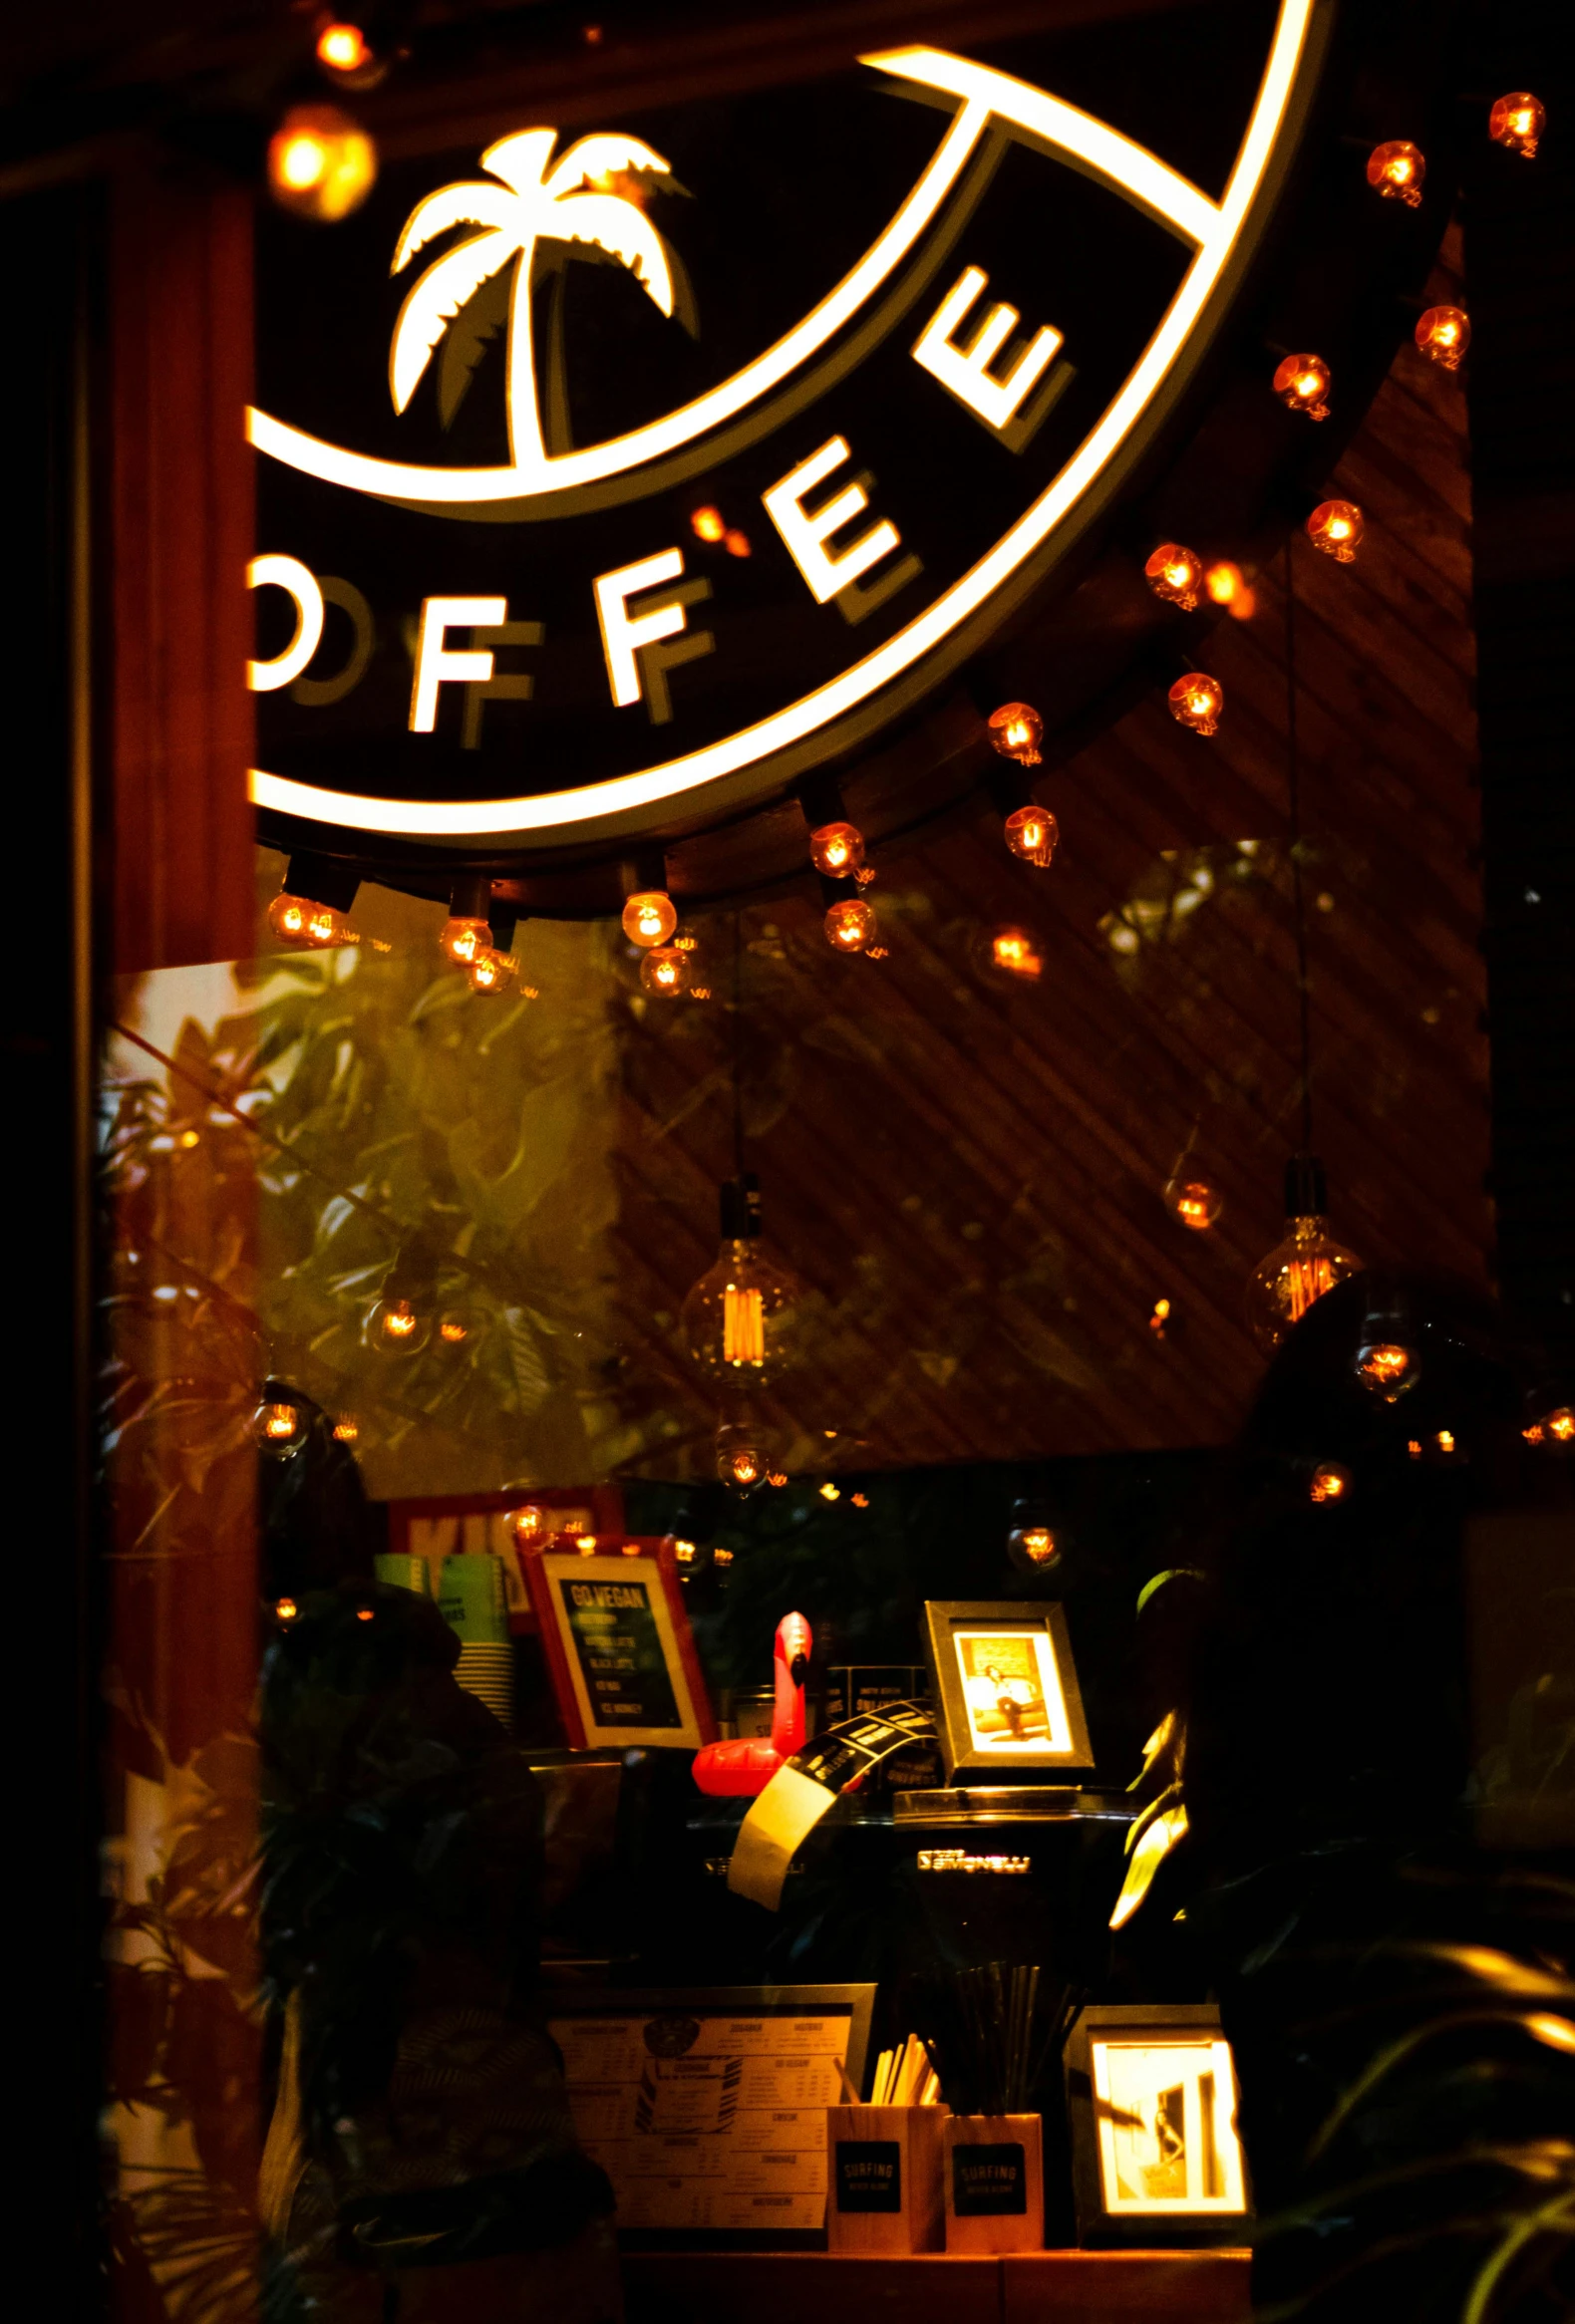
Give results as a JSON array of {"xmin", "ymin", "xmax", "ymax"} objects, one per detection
[
  {"xmin": 732, "ymin": 908, "xmax": 746, "ymax": 1181},
  {"xmin": 1284, "ymin": 541, "xmax": 1314, "ymax": 1152}
]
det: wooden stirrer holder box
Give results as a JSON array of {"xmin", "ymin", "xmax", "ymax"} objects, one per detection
[{"xmin": 825, "ymin": 2105, "xmax": 946, "ymax": 2253}]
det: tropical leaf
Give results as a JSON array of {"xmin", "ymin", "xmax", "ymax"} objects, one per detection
[
  {"xmin": 542, "ymin": 132, "xmax": 674, "ymax": 200},
  {"xmin": 391, "ymin": 228, "xmax": 518, "ymax": 415},
  {"xmin": 391, "ymin": 177, "xmax": 520, "ymax": 273},
  {"xmin": 550, "ymin": 191, "xmax": 674, "ymax": 312},
  {"xmin": 1135, "ymin": 1565, "xmax": 1203, "ymax": 1615},
  {"xmin": 1109, "ymin": 1803, "xmax": 1188, "ymax": 1931},
  {"xmin": 438, "ymin": 267, "xmax": 510, "ymax": 429}
]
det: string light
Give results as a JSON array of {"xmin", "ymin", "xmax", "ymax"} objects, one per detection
[
  {"xmin": 691, "ymin": 506, "xmax": 726, "ymax": 543},
  {"xmin": 1274, "ymin": 353, "xmax": 1332, "ymax": 421},
  {"xmin": 1415, "ymin": 306, "xmax": 1469, "ymax": 370},
  {"xmin": 716, "ymin": 1420, "xmax": 773, "ymax": 1491},
  {"xmin": 1366, "ymin": 141, "xmax": 1424, "ymax": 206},
  {"xmin": 332, "ymin": 1414, "xmax": 359, "ymax": 1445},
  {"xmin": 1007, "ymin": 1498, "xmax": 1062, "ymax": 1575},
  {"xmin": 1489, "ymin": 93, "xmax": 1544, "ymax": 158},
  {"xmin": 275, "ymin": 1598, "xmax": 299, "ymax": 1623},
  {"xmin": 1306, "ymin": 500, "xmax": 1364, "ymax": 562},
  {"xmin": 441, "ymin": 916, "xmax": 490, "ymax": 964},
  {"xmin": 268, "ymin": 892, "xmax": 348, "ymax": 948},
  {"xmin": 988, "ymin": 703, "xmax": 1044, "ymax": 764},
  {"xmin": 1163, "ymin": 1174, "xmax": 1224, "ymax": 1232},
  {"xmin": 640, "ymin": 945, "xmax": 688, "ymax": 997},
  {"xmin": 1143, "ymin": 543, "xmax": 1204, "ymax": 610},
  {"xmin": 509, "ymin": 1504, "xmax": 549, "ymax": 1547},
  {"xmin": 987, "ymin": 927, "xmax": 1043, "ymax": 982},
  {"xmin": 267, "ymin": 105, "xmax": 377, "ymax": 220},
  {"xmin": 437, "ymin": 1306, "xmax": 480, "ymax": 1349},
  {"xmin": 809, "ymin": 821, "xmax": 865, "ymax": 877},
  {"xmin": 1168, "ymin": 673, "xmax": 1223, "ymax": 734},
  {"xmin": 1353, "ymin": 1293, "xmax": 1420, "ymax": 1401},
  {"xmin": 1205, "ymin": 561, "xmax": 1256, "ymax": 620},
  {"xmin": 367, "ymin": 1294, "xmax": 432, "ymax": 1355},
  {"xmin": 725, "ymin": 529, "xmax": 752, "ymax": 558},
  {"xmin": 1004, "ymin": 803, "xmax": 1058, "ymax": 866},
  {"xmin": 470, "ymin": 946, "xmax": 517, "ymax": 994},
  {"xmin": 317, "ymin": 21, "xmax": 372, "ymax": 75},
  {"xmin": 254, "ymin": 1396, "xmax": 308, "ymax": 1458},
  {"xmin": 825, "ymin": 897, "xmax": 877, "ymax": 953},
  {"xmin": 1149, "ymin": 1297, "xmax": 1172, "ymax": 1338},
  {"xmin": 1523, "ymin": 1405, "xmax": 1574, "ymax": 1449},
  {"xmin": 1310, "ymin": 1462, "xmax": 1351, "ymax": 1503},
  {"xmin": 1245, "ymin": 1157, "xmax": 1362, "ymax": 1352},
  {"xmin": 622, "ymin": 890, "xmax": 678, "ymax": 948}
]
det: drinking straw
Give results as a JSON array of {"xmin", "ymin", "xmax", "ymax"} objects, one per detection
[{"xmin": 908, "ymin": 1963, "xmax": 1085, "ymax": 2116}]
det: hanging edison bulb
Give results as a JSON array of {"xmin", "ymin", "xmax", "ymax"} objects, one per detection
[
  {"xmin": 1143, "ymin": 543, "xmax": 1204, "ymax": 610},
  {"xmin": 441, "ymin": 915, "xmax": 490, "ymax": 964},
  {"xmin": 367, "ymin": 1293, "xmax": 432, "ymax": 1356},
  {"xmin": 988, "ymin": 703, "xmax": 1044, "ymax": 764},
  {"xmin": 1004, "ymin": 802, "xmax": 1058, "ymax": 866},
  {"xmin": 984, "ymin": 926, "xmax": 1044, "ymax": 982},
  {"xmin": 267, "ymin": 105, "xmax": 378, "ymax": 219},
  {"xmin": 716, "ymin": 1419, "xmax": 774, "ymax": 1491},
  {"xmin": 1353, "ymin": 1292, "xmax": 1421, "ymax": 1401},
  {"xmin": 253, "ymin": 1394, "xmax": 309, "ymax": 1459},
  {"xmin": 1309, "ymin": 1462, "xmax": 1352, "ymax": 1503},
  {"xmin": 1168, "ymin": 673, "xmax": 1223, "ymax": 735},
  {"xmin": 825, "ymin": 897, "xmax": 877, "ymax": 954},
  {"xmin": 470, "ymin": 946, "xmax": 517, "ymax": 995},
  {"xmin": 640, "ymin": 945, "xmax": 689, "ymax": 997},
  {"xmin": 1274, "ymin": 354, "xmax": 1332, "ymax": 420},
  {"xmin": 1307, "ymin": 500, "xmax": 1364, "ymax": 562},
  {"xmin": 1366, "ymin": 140, "xmax": 1424, "ymax": 205},
  {"xmin": 1162, "ymin": 1172, "xmax": 1224, "ymax": 1232},
  {"xmin": 1007, "ymin": 1498, "xmax": 1063, "ymax": 1576},
  {"xmin": 1244, "ymin": 1155, "xmax": 1364, "ymax": 1352},
  {"xmin": 1415, "ymin": 305, "xmax": 1470, "ymax": 370},
  {"xmin": 436, "ymin": 1304, "xmax": 482, "ymax": 1351},
  {"xmin": 268, "ymin": 891, "xmax": 348, "ymax": 948},
  {"xmin": 1522, "ymin": 1403, "xmax": 1574, "ymax": 1450},
  {"xmin": 315, "ymin": 18, "xmax": 387, "ymax": 87},
  {"xmin": 1205, "ymin": 560, "xmax": 1256, "ymax": 620},
  {"xmin": 622, "ymin": 890, "xmax": 678, "ymax": 948},
  {"xmin": 809, "ymin": 821, "xmax": 865, "ymax": 878},
  {"xmin": 682, "ymin": 1177, "xmax": 799, "ymax": 1386},
  {"xmin": 509, "ymin": 1502, "xmax": 550, "ymax": 1548},
  {"xmin": 1489, "ymin": 93, "xmax": 1544, "ymax": 158}
]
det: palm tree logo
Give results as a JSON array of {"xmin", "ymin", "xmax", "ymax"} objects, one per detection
[{"xmin": 389, "ymin": 130, "xmax": 683, "ymax": 478}]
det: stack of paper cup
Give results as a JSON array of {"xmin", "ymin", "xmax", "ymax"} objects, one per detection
[{"xmin": 438, "ymin": 1554, "xmax": 513, "ymax": 1730}]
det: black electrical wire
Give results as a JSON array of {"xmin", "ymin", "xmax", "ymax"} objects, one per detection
[{"xmin": 1284, "ymin": 540, "xmax": 1314, "ymax": 1152}]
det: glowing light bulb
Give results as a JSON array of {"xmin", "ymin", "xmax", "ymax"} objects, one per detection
[
  {"xmin": 1310, "ymin": 1462, "xmax": 1352, "ymax": 1503},
  {"xmin": 1489, "ymin": 93, "xmax": 1544, "ymax": 158},
  {"xmin": 1168, "ymin": 673, "xmax": 1223, "ymax": 734},
  {"xmin": 468, "ymin": 946, "xmax": 516, "ymax": 995},
  {"xmin": 1244, "ymin": 1157, "xmax": 1363, "ymax": 1352},
  {"xmin": 1149, "ymin": 1297, "xmax": 1172, "ymax": 1338},
  {"xmin": 1163, "ymin": 1175, "xmax": 1224, "ymax": 1232},
  {"xmin": 1307, "ymin": 500, "xmax": 1364, "ymax": 562},
  {"xmin": 267, "ymin": 105, "xmax": 377, "ymax": 220},
  {"xmin": 440, "ymin": 915, "xmax": 490, "ymax": 963},
  {"xmin": 437, "ymin": 1307, "xmax": 480, "ymax": 1348},
  {"xmin": 275, "ymin": 1597, "xmax": 299, "ymax": 1623},
  {"xmin": 1523, "ymin": 1403, "xmax": 1574, "ymax": 1449},
  {"xmin": 332, "ymin": 1414, "xmax": 359, "ymax": 1445},
  {"xmin": 987, "ymin": 926, "xmax": 1043, "ymax": 982},
  {"xmin": 1274, "ymin": 353, "xmax": 1332, "ymax": 421},
  {"xmin": 1415, "ymin": 305, "xmax": 1470, "ymax": 370},
  {"xmin": 819, "ymin": 1481, "xmax": 840, "ymax": 1502},
  {"xmin": 1367, "ymin": 140, "xmax": 1425, "ymax": 206},
  {"xmin": 254, "ymin": 1396, "xmax": 308, "ymax": 1458},
  {"xmin": 825, "ymin": 897, "xmax": 877, "ymax": 953},
  {"xmin": 316, "ymin": 20, "xmax": 372, "ymax": 74},
  {"xmin": 682, "ymin": 1183, "xmax": 799, "ymax": 1385},
  {"xmin": 809, "ymin": 821, "xmax": 865, "ymax": 877},
  {"xmin": 1007, "ymin": 1499, "xmax": 1063, "ymax": 1576},
  {"xmin": 724, "ymin": 529, "xmax": 752, "ymax": 558},
  {"xmin": 268, "ymin": 891, "xmax": 347, "ymax": 947},
  {"xmin": 622, "ymin": 890, "xmax": 677, "ymax": 948},
  {"xmin": 716, "ymin": 1421, "xmax": 773, "ymax": 1491},
  {"xmin": 1204, "ymin": 561, "xmax": 1256, "ymax": 620},
  {"xmin": 640, "ymin": 944, "xmax": 688, "ymax": 996},
  {"xmin": 509, "ymin": 1504, "xmax": 549, "ymax": 1547},
  {"xmin": 1354, "ymin": 1336, "xmax": 1420, "ymax": 1401},
  {"xmin": 691, "ymin": 506, "xmax": 726, "ymax": 543},
  {"xmin": 1143, "ymin": 543, "xmax": 1204, "ymax": 610},
  {"xmin": 988, "ymin": 702, "xmax": 1044, "ymax": 764},
  {"xmin": 1004, "ymin": 803, "xmax": 1059, "ymax": 866},
  {"xmin": 367, "ymin": 1294, "xmax": 431, "ymax": 1355}
]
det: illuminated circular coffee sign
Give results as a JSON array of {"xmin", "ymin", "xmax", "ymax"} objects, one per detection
[{"xmin": 250, "ymin": 2, "xmax": 1326, "ymax": 863}]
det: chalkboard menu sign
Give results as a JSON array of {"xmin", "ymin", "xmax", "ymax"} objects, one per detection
[{"xmin": 523, "ymin": 1537, "xmax": 715, "ymax": 1751}]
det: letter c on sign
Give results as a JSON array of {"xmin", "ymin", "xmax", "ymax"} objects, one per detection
[{"xmin": 247, "ymin": 554, "xmax": 325, "ymax": 691}]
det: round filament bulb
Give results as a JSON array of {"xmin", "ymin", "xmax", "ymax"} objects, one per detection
[
  {"xmin": 809, "ymin": 821, "xmax": 865, "ymax": 877},
  {"xmin": 269, "ymin": 892, "xmax": 345, "ymax": 948},
  {"xmin": 1307, "ymin": 500, "xmax": 1364, "ymax": 563},
  {"xmin": 316, "ymin": 21, "xmax": 371, "ymax": 73},
  {"xmin": 1354, "ymin": 1338, "xmax": 1420, "ymax": 1401},
  {"xmin": 824, "ymin": 897, "xmax": 877, "ymax": 954},
  {"xmin": 469, "ymin": 946, "xmax": 517, "ymax": 995},
  {"xmin": 267, "ymin": 106, "xmax": 377, "ymax": 219},
  {"xmin": 988, "ymin": 702, "xmax": 1044, "ymax": 764},
  {"xmin": 1143, "ymin": 543, "xmax": 1204, "ymax": 610},
  {"xmin": 1366, "ymin": 140, "xmax": 1424, "ymax": 205},
  {"xmin": 1004, "ymin": 804, "xmax": 1058, "ymax": 867},
  {"xmin": 1167, "ymin": 674, "xmax": 1223, "ymax": 734},
  {"xmin": 622, "ymin": 890, "xmax": 677, "ymax": 948},
  {"xmin": 1489, "ymin": 93, "xmax": 1544, "ymax": 157},
  {"xmin": 1415, "ymin": 305, "xmax": 1469, "ymax": 371},
  {"xmin": 1163, "ymin": 1176, "xmax": 1223, "ymax": 1232},
  {"xmin": 989, "ymin": 927, "xmax": 1043, "ymax": 981},
  {"xmin": 1273, "ymin": 353, "xmax": 1331, "ymax": 420},
  {"xmin": 640, "ymin": 945, "xmax": 688, "ymax": 996},
  {"xmin": 1310, "ymin": 1462, "xmax": 1352, "ymax": 1503},
  {"xmin": 441, "ymin": 915, "xmax": 490, "ymax": 963}
]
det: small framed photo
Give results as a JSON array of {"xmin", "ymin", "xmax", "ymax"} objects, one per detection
[
  {"xmin": 522, "ymin": 1536, "xmax": 716, "ymax": 1752},
  {"xmin": 1064, "ymin": 2006, "xmax": 1252, "ymax": 2246},
  {"xmin": 921, "ymin": 1600, "xmax": 1094, "ymax": 1782}
]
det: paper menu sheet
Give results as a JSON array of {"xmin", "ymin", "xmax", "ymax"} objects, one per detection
[{"xmin": 550, "ymin": 2009, "xmax": 851, "ymax": 2232}]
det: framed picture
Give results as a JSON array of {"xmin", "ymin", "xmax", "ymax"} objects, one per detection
[
  {"xmin": 386, "ymin": 1485, "xmax": 623, "ymax": 1625},
  {"xmin": 1064, "ymin": 2006, "xmax": 1252, "ymax": 2247},
  {"xmin": 547, "ymin": 1984, "xmax": 876, "ymax": 2246},
  {"xmin": 921, "ymin": 1600, "xmax": 1094, "ymax": 1782},
  {"xmin": 522, "ymin": 1536, "xmax": 716, "ymax": 1751}
]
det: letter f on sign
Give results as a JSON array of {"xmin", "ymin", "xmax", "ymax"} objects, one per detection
[{"xmin": 410, "ymin": 596, "xmax": 507, "ymax": 730}]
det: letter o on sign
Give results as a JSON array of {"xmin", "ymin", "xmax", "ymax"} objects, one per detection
[{"xmin": 247, "ymin": 554, "xmax": 325, "ymax": 691}]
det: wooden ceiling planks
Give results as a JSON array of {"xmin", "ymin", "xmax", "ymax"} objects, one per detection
[{"xmin": 604, "ymin": 234, "xmax": 1489, "ymax": 1478}]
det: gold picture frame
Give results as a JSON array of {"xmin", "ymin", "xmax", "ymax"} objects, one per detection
[
  {"xmin": 921, "ymin": 1600, "xmax": 1094, "ymax": 1783},
  {"xmin": 1065, "ymin": 2006, "xmax": 1252, "ymax": 2246}
]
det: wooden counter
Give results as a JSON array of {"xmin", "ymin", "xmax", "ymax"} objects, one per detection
[{"xmin": 623, "ymin": 2249, "xmax": 1252, "ymax": 2324}]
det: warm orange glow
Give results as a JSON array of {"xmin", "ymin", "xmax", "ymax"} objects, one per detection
[
  {"xmin": 470, "ymin": 946, "xmax": 517, "ymax": 994},
  {"xmin": 1204, "ymin": 560, "xmax": 1256, "ymax": 619},
  {"xmin": 439, "ymin": 1318, "xmax": 469, "ymax": 1343},
  {"xmin": 1143, "ymin": 542, "xmax": 1204, "ymax": 610},
  {"xmin": 441, "ymin": 914, "xmax": 490, "ymax": 963},
  {"xmin": 1436, "ymin": 1429, "xmax": 1455, "ymax": 1454},
  {"xmin": 276, "ymin": 1598, "xmax": 299, "ymax": 1622},
  {"xmin": 1019, "ymin": 1527, "xmax": 1057, "ymax": 1563},
  {"xmin": 1165, "ymin": 1176, "xmax": 1223, "ymax": 1231},
  {"xmin": 724, "ymin": 529, "xmax": 752, "ymax": 558},
  {"xmin": 1168, "ymin": 673, "xmax": 1223, "ymax": 734},
  {"xmin": 1409, "ymin": 1439, "xmax": 1422, "ymax": 1458},
  {"xmin": 724, "ymin": 1284, "xmax": 766, "ymax": 1364},
  {"xmin": 356, "ymin": 1606, "xmax": 374, "ymax": 1622},
  {"xmin": 825, "ymin": 897, "xmax": 877, "ymax": 953},
  {"xmin": 809, "ymin": 820, "xmax": 865, "ymax": 877},
  {"xmin": 1307, "ymin": 499, "xmax": 1364, "ymax": 562},
  {"xmin": 768, "ymin": 1472, "xmax": 789, "ymax": 1488},
  {"xmin": 1274, "ymin": 352, "xmax": 1331, "ymax": 420},
  {"xmin": 261, "ymin": 1401, "xmax": 302, "ymax": 1443},
  {"xmin": 622, "ymin": 890, "xmax": 678, "ymax": 947},
  {"xmin": 332, "ymin": 1414, "xmax": 359, "ymax": 1444},
  {"xmin": 712, "ymin": 1546, "xmax": 735, "ymax": 1567},
  {"xmin": 1004, "ymin": 803, "xmax": 1059, "ymax": 866},
  {"xmin": 1415, "ymin": 305, "xmax": 1470, "ymax": 371},
  {"xmin": 1149, "ymin": 1297, "xmax": 1171, "ymax": 1336},
  {"xmin": 990, "ymin": 927, "xmax": 1043, "ymax": 980},
  {"xmin": 1356, "ymin": 1339, "xmax": 1419, "ymax": 1399},
  {"xmin": 726, "ymin": 1448, "xmax": 764, "ymax": 1487},
  {"xmin": 268, "ymin": 106, "xmax": 377, "ymax": 220},
  {"xmin": 819, "ymin": 1482, "xmax": 840, "ymax": 1501},
  {"xmin": 268, "ymin": 891, "xmax": 347, "ymax": 948},
  {"xmin": 851, "ymin": 1492, "xmax": 869, "ymax": 1508},
  {"xmin": 1489, "ymin": 93, "xmax": 1544, "ymax": 157},
  {"xmin": 1310, "ymin": 1462, "xmax": 1351, "ymax": 1503},
  {"xmin": 691, "ymin": 506, "xmax": 726, "ymax": 543},
  {"xmin": 316, "ymin": 21, "xmax": 372, "ymax": 73},
  {"xmin": 1526, "ymin": 1405, "xmax": 1573, "ymax": 1447},
  {"xmin": 510, "ymin": 1504, "xmax": 547, "ymax": 1545},
  {"xmin": 576, "ymin": 1534, "xmax": 598, "ymax": 1552},
  {"xmin": 1366, "ymin": 140, "xmax": 1424, "ymax": 205},
  {"xmin": 640, "ymin": 944, "xmax": 688, "ymax": 996},
  {"xmin": 988, "ymin": 702, "xmax": 1044, "ymax": 764},
  {"xmin": 672, "ymin": 1539, "xmax": 698, "ymax": 1564},
  {"xmin": 376, "ymin": 1299, "xmax": 420, "ymax": 1345}
]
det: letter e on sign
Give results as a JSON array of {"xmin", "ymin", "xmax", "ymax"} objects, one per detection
[
  {"xmin": 763, "ymin": 437, "xmax": 902, "ymax": 605},
  {"xmin": 912, "ymin": 268, "xmax": 1064, "ymax": 435}
]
